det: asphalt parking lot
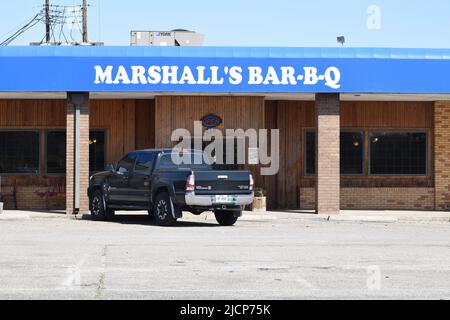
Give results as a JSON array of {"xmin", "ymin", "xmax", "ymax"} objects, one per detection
[{"xmin": 0, "ymin": 213, "xmax": 449, "ymax": 300}]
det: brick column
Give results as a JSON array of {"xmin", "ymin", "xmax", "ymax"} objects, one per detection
[
  {"xmin": 315, "ymin": 93, "xmax": 340, "ymax": 214},
  {"xmin": 66, "ymin": 92, "xmax": 90, "ymax": 215},
  {"xmin": 434, "ymin": 101, "xmax": 450, "ymax": 210}
]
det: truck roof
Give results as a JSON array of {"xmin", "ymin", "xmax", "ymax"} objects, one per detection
[{"xmin": 134, "ymin": 148, "xmax": 204, "ymax": 154}]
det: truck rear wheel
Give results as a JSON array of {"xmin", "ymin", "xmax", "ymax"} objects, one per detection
[
  {"xmin": 214, "ymin": 210, "xmax": 239, "ymax": 226},
  {"xmin": 153, "ymin": 192, "xmax": 177, "ymax": 226}
]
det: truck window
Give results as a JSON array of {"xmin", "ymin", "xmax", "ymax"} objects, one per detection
[
  {"xmin": 135, "ymin": 152, "xmax": 154, "ymax": 172},
  {"xmin": 116, "ymin": 153, "xmax": 137, "ymax": 174},
  {"xmin": 158, "ymin": 153, "xmax": 212, "ymax": 171}
]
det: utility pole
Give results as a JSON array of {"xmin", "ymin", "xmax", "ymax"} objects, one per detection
[
  {"xmin": 82, "ymin": 0, "xmax": 88, "ymax": 43},
  {"xmin": 45, "ymin": 0, "xmax": 50, "ymax": 43}
]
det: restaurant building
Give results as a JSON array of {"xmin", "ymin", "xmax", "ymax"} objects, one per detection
[{"xmin": 0, "ymin": 46, "xmax": 450, "ymax": 214}]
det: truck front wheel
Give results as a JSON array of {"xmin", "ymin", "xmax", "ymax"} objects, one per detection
[
  {"xmin": 153, "ymin": 192, "xmax": 177, "ymax": 226},
  {"xmin": 214, "ymin": 210, "xmax": 239, "ymax": 226},
  {"xmin": 90, "ymin": 190, "xmax": 114, "ymax": 221}
]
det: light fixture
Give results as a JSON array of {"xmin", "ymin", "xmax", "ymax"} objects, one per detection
[
  {"xmin": 337, "ymin": 36, "xmax": 345, "ymax": 47},
  {"xmin": 353, "ymin": 141, "xmax": 360, "ymax": 147}
]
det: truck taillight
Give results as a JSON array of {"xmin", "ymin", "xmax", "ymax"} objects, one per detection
[
  {"xmin": 186, "ymin": 173, "xmax": 195, "ymax": 192},
  {"xmin": 249, "ymin": 174, "xmax": 254, "ymax": 191}
]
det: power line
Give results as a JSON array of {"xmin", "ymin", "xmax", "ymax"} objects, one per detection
[
  {"xmin": 0, "ymin": 2, "xmax": 87, "ymax": 46},
  {"xmin": 0, "ymin": 13, "xmax": 44, "ymax": 46}
]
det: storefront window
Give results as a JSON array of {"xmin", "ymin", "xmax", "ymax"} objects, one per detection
[
  {"xmin": 369, "ymin": 132, "xmax": 427, "ymax": 175},
  {"xmin": 47, "ymin": 131, "xmax": 66, "ymax": 174},
  {"xmin": 45, "ymin": 130, "xmax": 106, "ymax": 174},
  {"xmin": 0, "ymin": 131, "xmax": 39, "ymax": 174},
  {"xmin": 305, "ymin": 131, "xmax": 364, "ymax": 175},
  {"xmin": 305, "ymin": 131, "xmax": 315, "ymax": 175},
  {"xmin": 90, "ymin": 131, "xmax": 106, "ymax": 173},
  {"xmin": 341, "ymin": 132, "xmax": 364, "ymax": 174}
]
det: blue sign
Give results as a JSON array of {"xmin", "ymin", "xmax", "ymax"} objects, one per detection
[
  {"xmin": 1, "ymin": 46, "xmax": 450, "ymax": 93},
  {"xmin": 201, "ymin": 114, "xmax": 222, "ymax": 128}
]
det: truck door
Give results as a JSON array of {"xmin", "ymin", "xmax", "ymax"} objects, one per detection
[
  {"xmin": 128, "ymin": 152, "xmax": 155, "ymax": 206},
  {"xmin": 107, "ymin": 153, "xmax": 137, "ymax": 204}
]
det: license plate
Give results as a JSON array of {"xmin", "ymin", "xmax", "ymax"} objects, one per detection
[{"xmin": 215, "ymin": 195, "xmax": 233, "ymax": 203}]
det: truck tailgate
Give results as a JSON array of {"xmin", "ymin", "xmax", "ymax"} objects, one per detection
[{"xmin": 193, "ymin": 170, "xmax": 251, "ymax": 195}]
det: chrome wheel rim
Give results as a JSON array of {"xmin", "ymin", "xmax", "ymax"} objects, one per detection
[
  {"xmin": 156, "ymin": 200, "xmax": 168, "ymax": 220},
  {"xmin": 92, "ymin": 196, "xmax": 101, "ymax": 216}
]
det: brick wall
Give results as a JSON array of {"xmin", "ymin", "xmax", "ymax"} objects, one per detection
[
  {"xmin": 315, "ymin": 93, "xmax": 340, "ymax": 214},
  {"xmin": 1, "ymin": 177, "xmax": 66, "ymax": 210},
  {"xmin": 66, "ymin": 93, "xmax": 90, "ymax": 214},
  {"xmin": 300, "ymin": 187, "xmax": 435, "ymax": 210},
  {"xmin": 434, "ymin": 101, "xmax": 450, "ymax": 210},
  {"xmin": 1, "ymin": 186, "xmax": 65, "ymax": 210}
]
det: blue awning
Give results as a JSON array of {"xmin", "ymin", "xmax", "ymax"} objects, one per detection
[{"xmin": 1, "ymin": 46, "xmax": 450, "ymax": 93}]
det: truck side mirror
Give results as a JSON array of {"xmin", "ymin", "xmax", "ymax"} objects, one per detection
[{"xmin": 105, "ymin": 163, "xmax": 115, "ymax": 173}]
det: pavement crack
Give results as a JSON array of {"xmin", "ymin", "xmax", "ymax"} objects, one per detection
[{"xmin": 95, "ymin": 245, "xmax": 108, "ymax": 300}]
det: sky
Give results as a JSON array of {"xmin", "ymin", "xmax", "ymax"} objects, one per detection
[{"xmin": 1, "ymin": 0, "xmax": 450, "ymax": 48}]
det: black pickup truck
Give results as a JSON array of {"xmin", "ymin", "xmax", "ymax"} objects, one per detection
[{"xmin": 88, "ymin": 149, "xmax": 254, "ymax": 226}]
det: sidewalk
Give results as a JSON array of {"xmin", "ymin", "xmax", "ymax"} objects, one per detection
[
  {"xmin": 0, "ymin": 210, "xmax": 68, "ymax": 220},
  {"xmin": 1, "ymin": 209, "xmax": 450, "ymax": 223}
]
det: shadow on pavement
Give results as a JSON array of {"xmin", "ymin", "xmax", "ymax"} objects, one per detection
[{"xmin": 81, "ymin": 213, "xmax": 220, "ymax": 227}]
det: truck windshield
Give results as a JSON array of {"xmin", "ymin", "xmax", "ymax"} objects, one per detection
[{"xmin": 158, "ymin": 153, "xmax": 213, "ymax": 171}]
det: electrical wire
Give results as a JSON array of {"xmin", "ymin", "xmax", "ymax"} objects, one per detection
[
  {"xmin": 1, "ymin": 4, "xmax": 85, "ymax": 46},
  {"xmin": 0, "ymin": 13, "xmax": 44, "ymax": 46}
]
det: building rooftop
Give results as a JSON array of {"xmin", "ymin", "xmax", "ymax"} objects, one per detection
[{"xmin": 1, "ymin": 46, "xmax": 450, "ymax": 60}]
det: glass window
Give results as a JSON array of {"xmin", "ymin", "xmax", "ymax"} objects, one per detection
[
  {"xmin": 370, "ymin": 132, "xmax": 427, "ymax": 175},
  {"xmin": 135, "ymin": 152, "xmax": 155, "ymax": 172},
  {"xmin": 0, "ymin": 131, "xmax": 39, "ymax": 174},
  {"xmin": 177, "ymin": 137, "xmax": 239, "ymax": 169},
  {"xmin": 90, "ymin": 131, "xmax": 105, "ymax": 173},
  {"xmin": 341, "ymin": 132, "xmax": 364, "ymax": 174},
  {"xmin": 305, "ymin": 132, "xmax": 315, "ymax": 175},
  {"xmin": 305, "ymin": 131, "xmax": 364, "ymax": 175},
  {"xmin": 158, "ymin": 153, "xmax": 212, "ymax": 171},
  {"xmin": 47, "ymin": 131, "xmax": 66, "ymax": 174},
  {"xmin": 116, "ymin": 153, "xmax": 137, "ymax": 174}
]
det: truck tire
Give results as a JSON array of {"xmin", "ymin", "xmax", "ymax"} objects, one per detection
[
  {"xmin": 90, "ymin": 190, "xmax": 114, "ymax": 221},
  {"xmin": 153, "ymin": 192, "xmax": 177, "ymax": 226},
  {"xmin": 214, "ymin": 210, "xmax": 239, "ymax": 226}
]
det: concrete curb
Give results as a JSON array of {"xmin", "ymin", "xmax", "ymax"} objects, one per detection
[
  {"xmin": 0, "ymin": 210, "xmax": 449, "ymax": 223},
  {"xmin": 317, "ymin": 214, "xmax": 450, "ymax": 223},
  {"xmin": 0, "ymin": 212, "xmax": 70, "ymax": 221}
]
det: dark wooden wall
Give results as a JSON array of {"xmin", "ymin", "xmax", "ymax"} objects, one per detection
[
  {"xmin": 154, "ymin": 96, "xmax": 265, "ymax": 144},
  {"xmin": 91, "ymin": 99, "xmax": 136, "ymax": 163},
  {"xmin": 155, "ymin": 95, "xmax": 266, "ymax": 186},
  {"xmin": 135, "ymin": 99, "xmax": 155, "ymax": 150},
  {"xmin": 0, "ymin": 100, "xmax": 66, "ymax": 127}
]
